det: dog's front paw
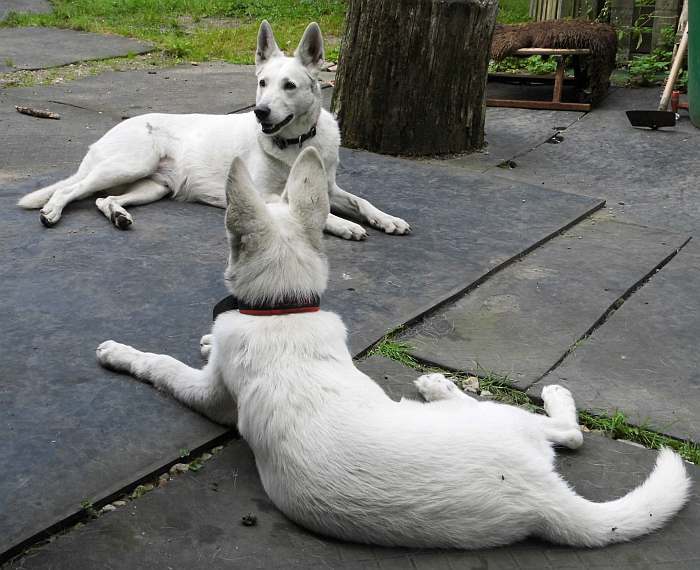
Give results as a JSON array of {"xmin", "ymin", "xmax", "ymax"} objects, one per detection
[
  {"xmin": 199, "ymin": 334, "xmax": 213, "ymax": 360},
  {"xmin": 96, "ymin": 340, "xmax": 139, "ymax": 373},
  {"xmin": 325, "ymin": 216, "xmax": 368, "ymax": 241},
  {"xmin": 368, "ymin": 214, "xmax": 411, "ymax": 235}
]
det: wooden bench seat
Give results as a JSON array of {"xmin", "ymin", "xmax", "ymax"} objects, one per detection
[{"xmin": 487, "ymin": 48, "xmax": 592, "ymax": 112}]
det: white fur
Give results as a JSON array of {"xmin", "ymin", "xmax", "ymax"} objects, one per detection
[
  {"xmin": 17, "ymin": 21, "xmax": 409, "ymax": 240},
  {"xmin": 96, "ymin": 148, "xmax": 690, "ymax": 549}
]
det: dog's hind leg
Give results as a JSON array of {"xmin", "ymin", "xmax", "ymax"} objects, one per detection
[
  {"xmin": 96, "ymin": 340, "xmax": 237, "ymax": 426},
  {"xmin": 39, "ymin": 144, "xmax": 161, "ymax": 227},
  {"xmin": 539, "ymin": 385, "xmax": 583, "ymax": 449},
  {"xmin": 96, "ymin": 178, "xmax": 171, "ymax": 230},
  {"xmin": 415, "ymin": 373, "xmax": 477, "ymax": 405},
  {"xmin": 17, "ymin": 172, "xmax": 85, "ymax": 210}
]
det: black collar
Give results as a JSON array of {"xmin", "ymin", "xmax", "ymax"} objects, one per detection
[
  {"xmin": 213, "ymin": 294, "xmax": 321, "ymax": 320},
  {"xmin": 272, "ymin": 124, "xmax": 317, "ymax": 150}
]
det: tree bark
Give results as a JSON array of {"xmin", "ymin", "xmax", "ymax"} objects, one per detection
[{"xmin": 332, "ymin": 0, "xmax": 499, "ymax": 156}]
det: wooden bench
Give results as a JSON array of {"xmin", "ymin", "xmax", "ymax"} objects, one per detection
[{"xmin": 487, "ymin": 48, "xmax": 592, "ymax": 112}]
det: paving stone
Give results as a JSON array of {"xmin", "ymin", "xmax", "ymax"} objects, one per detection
[
  {"xmin": 403, "ymin": 214, "xmax": 688, "ymax": 388},
  {"xmin": 0, "ymin": 27, "xmax": 151, "ymax": 72},
  {"xmin": 8, "ymin": 358, "xmax": 698, "ymax": 568},
  {"xmin": 0, "ymin": 145, "xmax": 601, "ymax": 557},
  {"xmin": 531, "ymin": 240, "xmax": 700, "ymax": 441},
  {"xmin": 0, "ymin": 89, "xmax": 119, "ymax": 181},
  {"xmin": 7, "ymin": 63, "xmax": 258, "ymax": 120},
  {"xmin": 486, "ymin": 86, "xmax": 700, "ymax": 234},
  {"xmin": 0, "ymin": 0, "xmax": 51, "ymax": 22},
  {"xmin": 441, "ymin": 105, "xmax": 582, "ymax": 172}
]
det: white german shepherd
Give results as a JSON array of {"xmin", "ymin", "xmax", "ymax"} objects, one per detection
[
  {"xmin": 96, "ymin": 147, "xmax": 689, "ymax": 549},
  {"xmin": 17, "ymin": 21, "xmax": 409, "ymax": 240}
]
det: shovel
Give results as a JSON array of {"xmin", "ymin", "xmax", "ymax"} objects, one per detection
[{"xmin": 626, "ymin": 20, "xmax": 689, "ymax": 129}]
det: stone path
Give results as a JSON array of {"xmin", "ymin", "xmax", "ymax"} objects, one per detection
[
  {"xmin": 0, "ymin": 28, "xmax": 151, "ymax": 73},
  {"xmin": 1, "ymin": 26, "xmax": 699, "ymax": 568},
  {"xmin": 7, "ymin": 358, "xmax": 700, "ymax": 570},
  {"xmin": 0, "ymin": 110, "xmax": 601, "ymax": 558},
  {"xmin": 0, "ymin": 0, "xmax": 51, "ymax": 22},
  {"xmin": 403, "ymin": 215, "xmax": 689, "ymax": 386}
]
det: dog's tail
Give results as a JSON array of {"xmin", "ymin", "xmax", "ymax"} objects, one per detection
[
  {"xmin": 17, "ymin": 184, "xmax": 61, "ymax": 209},
  {"xmin": 540, "ymin": 447, "xmax": 690, "ymax": 547}
]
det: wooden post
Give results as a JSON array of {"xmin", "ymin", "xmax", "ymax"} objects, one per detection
[
  {"xmin": 610, "ymin": 0, "xmax": 635, "ymax": 61},
  {"xmin": 332, "ymin": 0, "xmax": 499, "ymax": 156}
]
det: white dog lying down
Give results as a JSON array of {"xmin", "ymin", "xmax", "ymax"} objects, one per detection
[
  {"xmin": 97, "ymin": 148, "xmax": 690, "ymax": 549},
  {"xmin": 17, "ymin": 21, "xmax": 409, "ymax": 241}
]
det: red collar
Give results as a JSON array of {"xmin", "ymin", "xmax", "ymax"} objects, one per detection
[
  {"xmin": 213, "ymin": 294, "xmax": 321, "ymax": 320},
  {"xmin": 239, "ymin": 306, "xmax": 320, "ymax": 316}
]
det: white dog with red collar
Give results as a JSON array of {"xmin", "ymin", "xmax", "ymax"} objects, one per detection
[{"xmin": 96, "ymin": 148, "xmax": 689, "ymax": 549}]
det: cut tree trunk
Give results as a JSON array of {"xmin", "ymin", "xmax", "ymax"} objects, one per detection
[{"xmin": 332, "ymin": 0, "xmax": 499, "ymax": 156}]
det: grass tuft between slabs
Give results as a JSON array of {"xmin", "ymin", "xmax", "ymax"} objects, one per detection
[{"xmin": 368, "ymin": 333, "xmax": 700, "ymax": 465}]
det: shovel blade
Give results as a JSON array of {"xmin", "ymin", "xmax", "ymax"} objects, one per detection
[{"xmin": 626, "ymin": 110, "xmax": 676, "ymax": 129}]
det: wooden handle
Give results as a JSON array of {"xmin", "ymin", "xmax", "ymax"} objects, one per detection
[{"xmin": 659, "ymin": 23, "xmax": 688, "ymax": 111}]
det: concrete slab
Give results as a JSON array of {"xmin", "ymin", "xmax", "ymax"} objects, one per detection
[
  {"xmin": 402, "ymin": 215, "xmax": 689, "ymax": 388},
  {"xmin": 0, "ymin": 151, "xmax": 602, "ymax": 557},
  {"xmin": 531, "ymin": 240, "xmax": 700, "ymax": 441},
  {"xmin": 0, "ymin": 0, "xmax": 51, "ymax": 21},
  {"xmin": 0, "ymin": 27, "xmax": 151, "ymax": 72},
  {"xmin": 431, "ymin": 106, "xmax": 583, "ymax": 173},
  {"xmin": 7, "ymin": 63, "xmax": 258, "ymax": 120},
  {"xmin": 0, "ymin": 89, "xmax": 118, "ymax": 181},
  {"xmin": 486, "ymin": 87, "xmax": 700, "ymax": 234},
  {"xmin": 9, "ymin": 359, "xmax": 699, "ymax": 569}
]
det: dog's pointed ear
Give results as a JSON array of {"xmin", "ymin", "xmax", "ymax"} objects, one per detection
[
  {"xmin": 225, "ymin": 157, "xmax": 274, "ymax": 240},
  {"xmin": 295, "ymin": 22, "xmax": 324, "ymax": 75},
  {"xmin": 285, "ymin": 147, "xmax": 329, "ymax": 247},
  {"xmin": 256, "ymin": 20, "xmax": 282, "ymax": 70}
]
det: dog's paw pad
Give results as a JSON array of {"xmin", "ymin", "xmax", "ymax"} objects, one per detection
[
  {"xmin": 542, "ymin": 384, "xmax": 574, "ymax": 402},
  {"xmin": 200, "ymin": 334, "xmax": 213, "ymax": 360},
  {"xmin": 112, "ymin": 212, "xmax": 133, "ymax": 230},
  {"xmin": 371, "ymin": 215, "xmax": 411, "ymax": 235},
  {"xmin": 415, "ymin": 373, "xmax": 456, "ymax": 401},
  {"xmin": 343, "ymin": 224, "xmax": 367, "ymax": 241},
  {"xmin": 96, "ymin": 340, "xmax": 134, "ymax": 372},
  {"xmin": 39, "ymin": 205, "xmax": 61, "ymax": 227}
]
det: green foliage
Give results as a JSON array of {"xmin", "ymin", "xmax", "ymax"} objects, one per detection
[
  {"xmin": 0, "ymin": 0, "xmax": 346, "ymax": 63},
  {"xmin": 498, "ymin": 0, "xmax": 530, "ymax": 24},
  {"xmin": 580, "ymin": 410, "xmax": 700, "ymax": 465},
  {"xmin": 369, "ymin": 335, "xmax": 417, "ymax": 369},
  {"xmin": 489, "ymin": 55, "xmax": 558, "ymax": 75},
  {"xmin": 628, "ymin": 47, "xmax": 672, "ymax": 86},
  {"xmin": 370, "ymin": 332, "xmax": 699, "ymax": 464}
]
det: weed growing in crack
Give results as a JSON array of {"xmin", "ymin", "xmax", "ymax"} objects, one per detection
[{"xmin": 368, "ymin": 334, "xmax": 700, "ymax": 464}]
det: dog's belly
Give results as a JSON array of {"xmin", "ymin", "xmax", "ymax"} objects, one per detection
[{"xmin": 137, "ymin": 113, "xmax": 288, "ymax": 205}]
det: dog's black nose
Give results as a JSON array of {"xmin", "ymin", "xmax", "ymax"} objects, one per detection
[{"xmin": 254, "ymin": 105, "xmax": 271, "ymax": 121}]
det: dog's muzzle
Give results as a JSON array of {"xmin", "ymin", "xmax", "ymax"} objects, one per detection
[{"xmin": 258, "ymin": 113, "xmax": 294, "ymax": 135}]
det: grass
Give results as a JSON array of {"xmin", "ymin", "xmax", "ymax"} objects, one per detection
[
  {"xmin": 368, "ymin": 333, "xmax": 700, "ymax": 464},
  {"xmin": 1, "ymin": 0, "xmax": 346, "ymax": 63},
  {"xmin": 1, "ymin": 0, "xmax": 530, "ymax": 69},
  {"xmin": 498, "ymin": 0, "xmax": 531, "ymax": 24}
]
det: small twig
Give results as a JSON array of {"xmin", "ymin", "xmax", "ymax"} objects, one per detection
[{"xmin": 15, "ymin": 105, "xmax": 61, "ymax": 120}]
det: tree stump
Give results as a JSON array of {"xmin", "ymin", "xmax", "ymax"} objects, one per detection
[{"xmin": 332, "ymin": 0, "xmax": 499, "ymax": 156}]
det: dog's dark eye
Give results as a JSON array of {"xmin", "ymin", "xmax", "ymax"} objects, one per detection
[
  {"xmin": 283, "ymin": 81, "xmax": 297, "ymax": 90},
  {"xmin": 258, "ymin": 79, "xmax": 266, "ymax": 88}
]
